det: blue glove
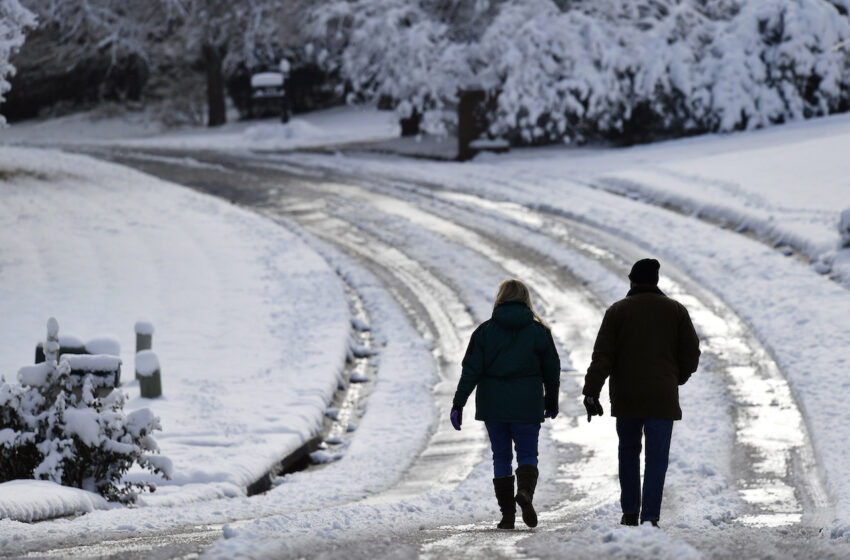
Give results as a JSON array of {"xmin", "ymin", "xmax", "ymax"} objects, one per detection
[
  {"xmin": 450, "ymin": 406, "xmax": 462, "ymax": 431},
  {"xmin": 583, "ymin": 395, "xmax": 604, "ymax": 422}
]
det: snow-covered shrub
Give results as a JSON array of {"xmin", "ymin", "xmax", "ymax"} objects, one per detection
[
  {"xmin": 0, "ymin": 0, "xmax": 36, "ymax": 124},
  {"xmin": 311, "ymin": 0, "xmax": 850, "ymax": 144},
  {"xmin": 1, "ymin": 346, "xmax": 170, "ymax": 502}
]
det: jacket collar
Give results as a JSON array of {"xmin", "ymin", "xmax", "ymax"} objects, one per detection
[{"xmin": 627, "ymin": 285, "xmax": 665, "ymax": 297}]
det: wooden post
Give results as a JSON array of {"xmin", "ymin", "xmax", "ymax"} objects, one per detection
[
  {"xmin": 135, "ymin": 321, "xmax": 154, "ymax": 381},
  {"xmin": 457, "ymin": 88, "xmax": 488, "ymax": 161},
  {"xmin": 400, "ymin": 108, "xmax": 422, "ymax": 137},
  {"xmin": 136, "ymin": 350, "xmax": 162, "ymax": 398}
]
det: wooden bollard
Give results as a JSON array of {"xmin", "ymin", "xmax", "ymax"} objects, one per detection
[
  {"xmin": 135, "ymin": 321, "xmax": 154, "ymax": 352},
  {"xmin": 136, "ymin": 350, "xmax": 162, "ymax": 398}
]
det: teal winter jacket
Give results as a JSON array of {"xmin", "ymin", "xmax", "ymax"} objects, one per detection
[{"xmin": 452, "ymin": 302, "xmax": 560, "ymax": 423}]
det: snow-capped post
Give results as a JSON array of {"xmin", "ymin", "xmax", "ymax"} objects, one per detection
[
  {"xmin": 44, "ymin": 317, "xmax": 60, "ymax": 367},
  {"xmin": 136, "ymin": 350, "xmax": 162, "ymax": 399},
  {"xmin": 135, "ymin": 321, "xmax": 154, "ymax": 356}
]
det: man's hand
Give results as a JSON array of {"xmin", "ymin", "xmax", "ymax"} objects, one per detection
[
  {"xmin": 450, "ymin": 406, "xmax": 462, "ymax": 431},
  {"xmin": 544, "ymin": 396, "xmax": 559, "ymax": 419},
  {"xmin": 583, "ymin": 396, "xmax": 604, "ymax": 422}
]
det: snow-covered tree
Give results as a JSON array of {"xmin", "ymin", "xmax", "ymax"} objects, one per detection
[
  {"xmin": 169, "ymin": 0, "xmax": 282, "ymax": 126},
  {"xmin": 23, "ymin": 0, "xmax": 167, "ymax": 66},
  {"xmin": 0, "ymin": 0, "xmax": 35, "ymax": 124},
  {"xmin": 311, "ymin": 0, "xmax": 482, "ymax": 126},
  {"xmin": 310, "ymin": 0, "xmax": 850, "ymax": 144}
]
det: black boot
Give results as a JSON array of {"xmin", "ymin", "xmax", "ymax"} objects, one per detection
[
  {"xmin": 493, "ymin": 476, "xmax": 516, "ymax": 529},
  {"xmin": 515, "ymin": 464, "xmax": 539, "ymax": 528},
  {"xmin": 620, "ymin": 513, "xmax": 639, "ymax": 526}
]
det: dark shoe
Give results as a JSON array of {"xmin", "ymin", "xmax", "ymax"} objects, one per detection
[
  {"xmin": 515, "ymin": 464, "xmax": 539, "ymax": 528},
  {"xmin": 620, "ymin": 513, "xmax": 639, "ymax": 526},
  {"xmin": 641, "ymin": 519, "xmax": 660, "ymax": 528},
  {"xmin": 493, "ymin": 476, "xmax": 516, "ymax": 529}
]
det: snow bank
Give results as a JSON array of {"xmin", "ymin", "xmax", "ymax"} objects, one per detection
[
  {"xmin": 0, "ymin": 105, "xmax": 400, "ymax": 152},
  {"xmin": 0, "ymin": 480, "xmax": 110, "ymax": 522},
  {"xmin": 0, "ymin": 147, "xmax": 350, "ymax": 507}
]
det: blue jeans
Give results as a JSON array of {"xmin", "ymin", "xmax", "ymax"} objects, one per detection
[
  {"xmin": 485, "ymin": 422, "xmax": 540, "ymax": 478},
  {"xmin": 616, "ymin": 418, "xmax": 674, "ymax": 522}
]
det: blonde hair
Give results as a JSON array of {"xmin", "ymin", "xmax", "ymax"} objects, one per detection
[{"xmin": 494, "ymin": 279, "xmax": 550, "ymax": 329}]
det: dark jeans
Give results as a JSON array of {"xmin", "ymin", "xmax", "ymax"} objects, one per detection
[
  {"xmin": 616, "ymin": 417, "xmax": 674, "ymax": 522},
  {"xmin": 485, "ymin": 421, "xmax": 540, "ymax": 478}
]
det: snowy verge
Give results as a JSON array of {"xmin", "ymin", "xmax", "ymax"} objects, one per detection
[
  {"xmin": 0, "ymin": 147, "xmax": 350, "ymax": 511},
  {"xmin": 0, "ymin": 105, "xmax": 400, "ymax": 152},
  {"xmin": 0, "ymin": 219, "xmax": 444, "ymax": 554},
  {"xmin": 0, "ymin": 480, "xmax": 112, "ymax": 522}
]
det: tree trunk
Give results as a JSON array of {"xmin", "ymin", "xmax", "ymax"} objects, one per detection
[{"xmin": 202, "ymin": 43, "xmax": 227, "ymax": 127}]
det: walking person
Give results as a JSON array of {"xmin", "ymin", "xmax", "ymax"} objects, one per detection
[
  {"xmin": 450, "ymin": 279, "xmax": 560, "ymax": 530},
  {"xmin": 582, "ymin": 258, "xmax": 700, "ymax": 527}
]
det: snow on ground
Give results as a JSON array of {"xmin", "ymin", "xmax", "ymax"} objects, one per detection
[
  {"xmin": 258, "ymin": 112, "xmax": 850, "ymax": 535},
  {"xmin": 0, "ymin": 104, "xmax": 400, "ymax": 152},
  {"xmin": 0, "ymin": 480, "xmax": 112, "ymax": 523},
  {"xmin": 0, "ymin": 212, "xmax": 447, "ymax": 553},
  {"xmin": 1, "ymin": 106, "xmax": 850, "ymax": 554},
  {"xmin": 0, "ymin": 147, "xmax": 350, "ymax": 517}
]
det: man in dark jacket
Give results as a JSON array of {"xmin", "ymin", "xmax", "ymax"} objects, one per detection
[{"xmin": 582, "ymin": 258, "xmax": 700, "ymax": 527}]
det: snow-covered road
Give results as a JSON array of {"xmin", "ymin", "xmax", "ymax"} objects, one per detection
[{"xmin": 18, "ymin": 146, "xmax": 840, "ymax": 559}]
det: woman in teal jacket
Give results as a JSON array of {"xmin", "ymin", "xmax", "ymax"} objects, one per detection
[{"xmin": 451, "ymin": 279, "xmax": 561, "ymax": 529}]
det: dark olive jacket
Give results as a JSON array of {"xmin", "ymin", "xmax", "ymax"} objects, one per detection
[
  {"xmin": 452, "ymin": 302, "xmax": 560, "ymax": 423},
  {"xmin": 582, "ymin": 286, "xmax": 700, "ymax": 420}
]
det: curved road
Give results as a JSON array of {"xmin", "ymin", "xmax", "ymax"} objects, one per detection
[{"xmin": 15, "ymin": 146, "xmax": 844, "ymax": 559}]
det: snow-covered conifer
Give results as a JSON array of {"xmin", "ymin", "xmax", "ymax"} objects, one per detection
[{"xmin": 1, "ymin": 320, "xmax": 169, "ymax": 502}]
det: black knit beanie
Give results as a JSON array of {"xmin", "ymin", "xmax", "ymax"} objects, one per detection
[{"xmin": 628, "ymin": 258, "xmax": 660, "ymax": 285}]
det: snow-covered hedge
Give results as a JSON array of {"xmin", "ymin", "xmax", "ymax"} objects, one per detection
[
  {"xmin": 0, "ymin": 0, "xmax": 35, "ymax": 124},
  {"xmin": 1, "ymin": 351, "xmax": 170, "ymax": 502},
  {"xmin": 312, "ymin": 0, "xmax": 850, "ymax": 144}
]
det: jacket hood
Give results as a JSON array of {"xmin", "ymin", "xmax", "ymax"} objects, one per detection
[{"xmin": 492, "ymin": 301, "xmax": 534, "ymax": 330}]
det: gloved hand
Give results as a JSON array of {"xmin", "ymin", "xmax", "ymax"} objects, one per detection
[
  {"xmin": 544, "ymin": 397, "xmax": 559, "ymax": 419},
  {"xmin": 450, "ymin": 406, "xmax": 463, "ymax": 431},
  {"xmin": 583, "ymin": 395, "xmax": 604, "ymax": 422}
]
